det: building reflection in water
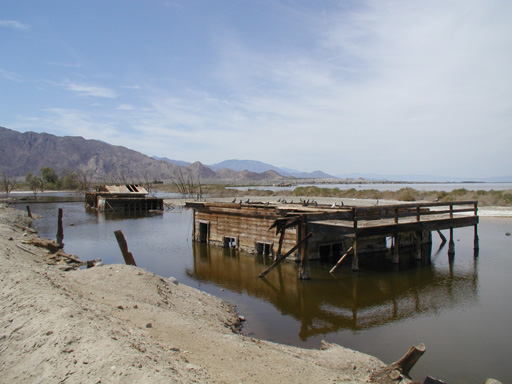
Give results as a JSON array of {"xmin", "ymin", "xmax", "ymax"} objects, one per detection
[{"xmin": 187, "ymin": 241, "xmax": 478, "ymax": 341}]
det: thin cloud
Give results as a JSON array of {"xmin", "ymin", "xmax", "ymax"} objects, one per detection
[
  {"xmin": 116, "ymin": 104, "xmax": 135, "ymax": 110},
  {"xmin": 0, "ymin": 20, "xmax": 31, "ymax": 30},
  {"xmin": 64, "ymin": 82, "xmax": 117, "ymax": 98},
  {"xmin": 0, "ymin": 68, "xmax": 23, "ymax": 82}
]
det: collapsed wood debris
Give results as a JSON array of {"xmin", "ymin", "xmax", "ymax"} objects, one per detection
[{"xmin": 16, "ymin": 238, "xmax": 101, "ymax": 270}]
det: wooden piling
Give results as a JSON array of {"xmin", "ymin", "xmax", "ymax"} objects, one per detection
[
  {"xmin": 351, "ymin": 239, "xmax": 359, "ymax": 271},
  {"xmin": 474, "ymin": 224, "xmax": 479, "ymax": 251},
  {"xmin": 26, "ymin": 205, "xmax": 33, "ymax": 219},
  {"xmin": 392, "ymin": 235, "xmax": 400, "ymax": 264},
  {"xmin": 298, "ymin": 216, "xmax": 311, "ymax": 280},
  {"xmin": 414, "ymin": 232, "xmax": 422, "ymax": 260},
  {"xmin": 448, "ymin": 228, "xmax": 455, "ymax": 255},
  {"xmin": 56, "ymin": 208, "xmax": 64, "ymax": 248},
  {"xmin": 114, "ymin": 230, "xmax": 137, "ymax": 266}
]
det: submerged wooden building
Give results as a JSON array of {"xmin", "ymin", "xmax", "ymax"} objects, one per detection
[
  {"xmin": 85, "ymin": 185, "xmax": 163, "ymax": 212},
  {"xmin": 185, "ymin": 200, "xmax": 479, "ymax": 279}
]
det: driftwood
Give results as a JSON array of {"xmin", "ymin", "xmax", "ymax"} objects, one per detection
[
  {"xmin": 16, "ymin": 244, "xmax": 41, "ymax": 257},
  {"xmin": 17, "ymin": 243, "xmax": 86, "ymax": 267},
  {"xmin": 370, "ymin": 343, "xmax": 426, "ymax": 383},
  {"xmin": 55, "ymin": 249, "xmax": 83, "ymax": 264},
  {"xmin": 26, "ymin": 238, "xmax": 62, "ymax": 253}
]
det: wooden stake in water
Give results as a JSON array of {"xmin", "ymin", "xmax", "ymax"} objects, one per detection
[
  {"xmin": 56, "ymin": 208, "xmax": 64, "ymax": 248},
  {"xmin": 114, "ymin": 230, "xmax": 137, "ymax": 266}
]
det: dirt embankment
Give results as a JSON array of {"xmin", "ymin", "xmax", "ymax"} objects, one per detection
[{"xmin": 0, "ymin": 204, "xmax": 386, "ymax": 383}]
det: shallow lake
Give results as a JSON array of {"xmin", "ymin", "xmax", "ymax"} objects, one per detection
[
  {"xmin": 232, "ymin": 182, "xmax": 512, "ymax": 192},
  {"xmin": 15, "ymin": 199, "xmax": 512, "ymax": 383}
]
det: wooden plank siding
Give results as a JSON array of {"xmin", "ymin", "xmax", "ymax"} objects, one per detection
[
  {"xmin": 193, "ymin": 206, "xmax": 298, "ymax": 257},
  {"xmin": 186, "ymin": 200, "xmax": 478, "ymax": 262}
]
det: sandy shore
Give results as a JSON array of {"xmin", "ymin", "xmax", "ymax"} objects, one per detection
[{"xmin": 0, "ymin": 204, "xmax": 388, "ymax": 383}]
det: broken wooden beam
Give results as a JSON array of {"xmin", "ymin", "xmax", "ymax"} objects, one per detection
[
  {"xmin": 370, "ymin": 343, "xmax": 426, "ymax": 383},
  {"xmin": 329, "ymin": 246, "xmax": 353, "ymax": 273},
  {"xmin": 258, "ymin": 232, "xmax": 312, "ymax": 278},
  {"xmin": 114, "ymin": 230, "xmax": 137, "ymax": 266}
]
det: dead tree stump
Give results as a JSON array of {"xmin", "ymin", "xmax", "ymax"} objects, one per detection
[{"xmin": 370, "ymin": 343, "xmax": 426, "ymax": 383}]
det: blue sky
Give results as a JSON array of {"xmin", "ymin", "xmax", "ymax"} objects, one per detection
[{"xmin": 1, "ymin": 0, "xmax": 511, "ymax": 178}]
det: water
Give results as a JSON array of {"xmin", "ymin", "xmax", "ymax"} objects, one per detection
[
  {"xmin": 231, "ymin": 182, "xmax": 512, "ymax": 192},
  {"xmin": 16, "ymin": 200, "xmax": 512, "ymax": 383}
]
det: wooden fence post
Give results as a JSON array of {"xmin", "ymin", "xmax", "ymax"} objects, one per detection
[
  {"xmin": 56, "ymin": 208, "xmax": 64, "ymax": 248},
  {"xmin": 114, "ymin": 230, "xmax": 137, "ymax": 266}
]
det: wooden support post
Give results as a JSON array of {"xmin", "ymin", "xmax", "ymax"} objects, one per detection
[
  {"xmin": 56, "ymin": 208, "xmax": 64, "ymax": 248},
  {"xmin": 352, "ymin": 239, "xmax": 359, "ymax": 271},
  {"xmin": 298, "ymin": 216, "xmax": 311, "ymax": 280},
  {"xmin": 392, "ymin": 235, "xmax": 400, "ymax": 264},
  {"xmin": 274, "ymin": 229, "xmax": 286, "ymax": 261},
  {"xmin": 415, "ymin": 232, "xmax": 422, "ymax": 260},
  {"xmin": 329, "ymin": 246, "xmax": 353, "ymax": 273},
  {"xmin": 448, "ymin": 227, "xmax": 455, "ymax": 255},
  {"xmin": 191, "ymin": 209, "xmax": 196, "ymax": 241},
  {"xmin": 114, "ymin": 230, "xmax": 137, "ymax": 266},
  {"xmin": 437, "ymin": 230, "xmax": 447, "ymax": 244},
  {"xmin": 26, "ymin": 205, "xmax": 33, "ymax": 219},
  {"xmin": 474, "ymin": 224, "xmax": 479, "ymax": 251},
  {"xmin": 258, "ymin": 233, "xmax": 313, "ymax": 278}
]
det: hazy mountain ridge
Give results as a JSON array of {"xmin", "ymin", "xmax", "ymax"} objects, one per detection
[
  {"xmin": 0, "ymin": 127, "xmax": 285, "ymax": 182},
  {"xmin": 3, "ymin": 127, "xmax": 510, "ymax": 183},
  {"xmin": 208, "ymin": 159, "xmax": 334, "ymax": 179}
]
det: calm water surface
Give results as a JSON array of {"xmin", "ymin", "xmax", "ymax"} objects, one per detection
[
  {"xmin": 16, "ymin": 200, "xmax": 512, "ymax": 383},
  {"xmin": 232, "ymin": 182, "xmax": 512, "ymax": 192}
]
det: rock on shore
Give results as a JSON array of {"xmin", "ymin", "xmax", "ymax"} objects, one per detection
[{"xmin": 0, "ymin": 204, "xmax": 384, "ymax": 383}]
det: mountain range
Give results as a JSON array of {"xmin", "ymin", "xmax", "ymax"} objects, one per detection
[
  {"xmin": 153, "ymin": 157, "xmax": 334, "ymax": 179},
  {"xmin": 2, "ymin": 127, "xmax": 510, "ymax": 183},
  {"xmin": 0, "ymin": 127, "xmax": 290, "ymax": 182}
]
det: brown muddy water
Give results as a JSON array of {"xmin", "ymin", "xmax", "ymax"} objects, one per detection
[{"xmin": 15, "ymin": 199, "xmax": 512, "ymax": 383}]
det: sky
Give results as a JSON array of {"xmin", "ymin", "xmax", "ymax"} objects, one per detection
[{"xmin": 1, "ymin": 0, "xmax": 511, "ymax": 179}]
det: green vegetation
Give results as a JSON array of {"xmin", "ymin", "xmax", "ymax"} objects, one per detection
[{"xmin": 21, "ymin": 167, "xmax": 89, "ymax": 193}]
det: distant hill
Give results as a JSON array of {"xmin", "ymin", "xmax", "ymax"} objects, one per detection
[
  {"xmin": 209, "ymin": 159, "xmax": 334, "ymax": 179},
  {"xmin": 0, "ymin": 127, "xmax": 285, "ymax": 183},
  {"xmin": 152, "ymin": 156, "xmax": 191, "ymax": 167},
  {"xmin": 336, "ymin": 172, "xmax": 512, "ymax": 183}
]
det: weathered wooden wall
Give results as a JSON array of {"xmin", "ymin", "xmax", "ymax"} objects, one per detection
[{"xmin": 193, "ymin": 206, "xmax": 298, "ymax": 256}]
